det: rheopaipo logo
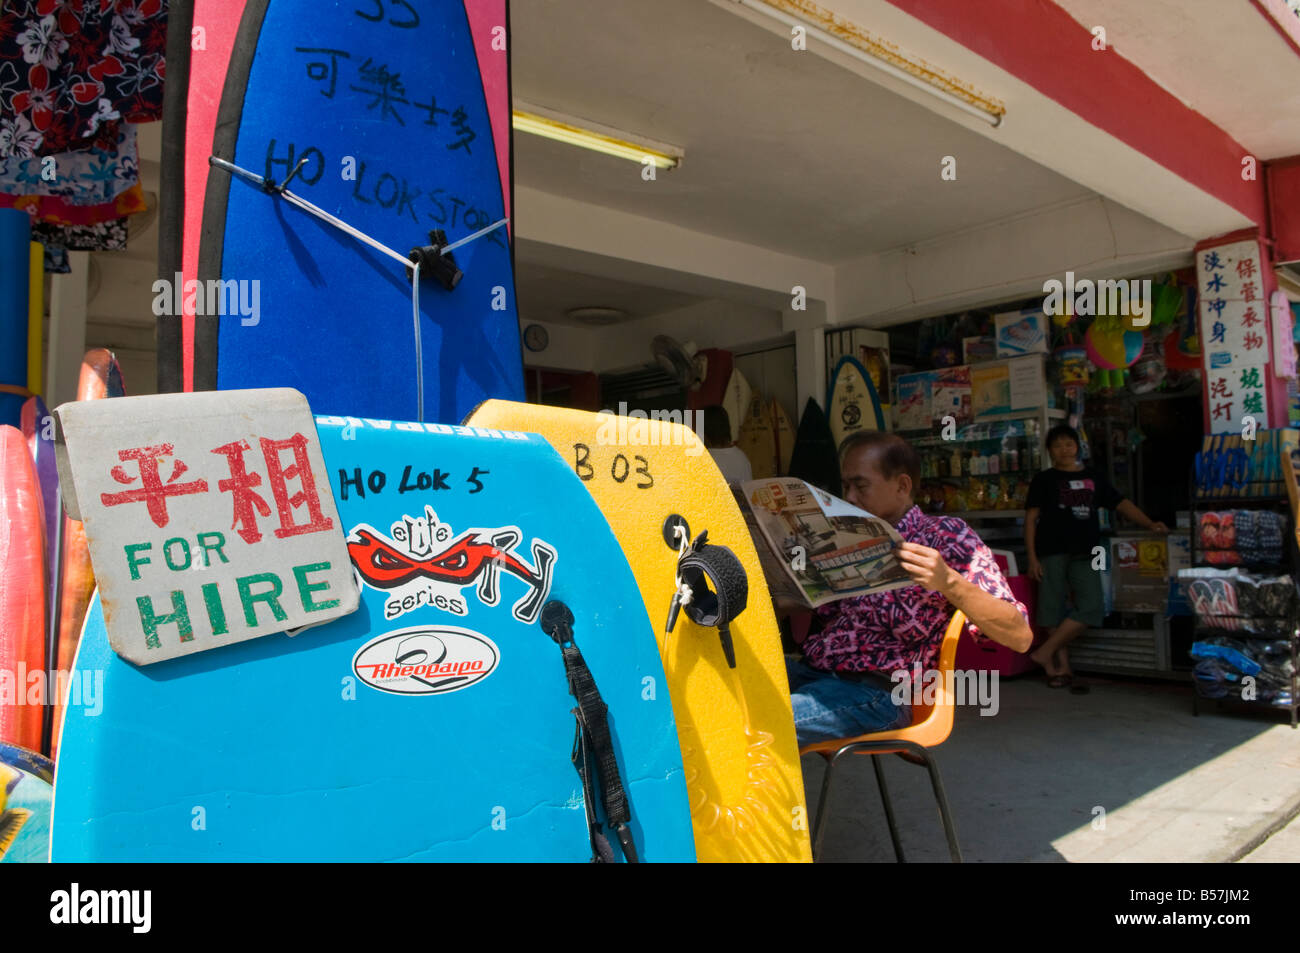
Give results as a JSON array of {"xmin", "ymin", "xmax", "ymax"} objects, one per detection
[
  {"xmin": 352, "ymin": 627, "xmax": 498, "ymax": 696},
  {"xmin": 151, "ymin": 273, "xmax": 261, "ymax": 326}
]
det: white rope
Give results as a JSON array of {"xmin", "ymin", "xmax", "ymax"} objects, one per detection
[
  {"xmin": 441, "ymin": 215, "xmax": 510, "ymax": 253},
  {"xmin": 208, "ymin": 155, "xmax": 510, "ymax": 424},
  {"xmin": 673, "ymin": 523, "xmax": 694, "ymax": 607},
  {"xmin": 411, "ymin": 257, "xmax": 424, "ymax": 422},
  {"xmin": 210, "ymin": 156, "xmax": 413, "ymax": 270}
]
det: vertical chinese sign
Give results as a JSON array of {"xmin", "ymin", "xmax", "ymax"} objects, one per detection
[
  {"xmin": 54, "ymin": 389, "xmax": 358, "ymax": 664},
  {"xmin": 1197, "ymin": 240, "xmax": 1271, "ymax": 434}
]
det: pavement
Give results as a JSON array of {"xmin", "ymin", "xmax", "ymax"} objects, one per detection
[{"xmin": 803, "ymin": 672, "xmax": 1300, "ymax": 862}]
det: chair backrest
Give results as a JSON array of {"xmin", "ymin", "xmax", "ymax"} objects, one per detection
[
  {"xmin": 902, "ymin": 609, "xmax": 968, "ymax": 747},
  {"xmin": 798, "ymin": 608, "xmax": 969, "ymax": 756}
]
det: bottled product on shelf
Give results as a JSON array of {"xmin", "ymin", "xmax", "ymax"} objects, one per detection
[{"xmin": 913, "ymin": 418, "xmax": 1041, "ymax": 515}]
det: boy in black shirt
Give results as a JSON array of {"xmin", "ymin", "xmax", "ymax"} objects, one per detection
[{"xmin": 1024, "ymin": 424, "xmax": 1167, "ymax": 689}]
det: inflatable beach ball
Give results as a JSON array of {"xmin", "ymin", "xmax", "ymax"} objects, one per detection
[{"xmin": 1085, "ymin": 317, "xmax": 1144, "ymax": 369}]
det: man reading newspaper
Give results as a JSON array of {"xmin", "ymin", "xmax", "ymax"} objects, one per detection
[{"xmin": 781, "ymin": 432, "xmax": 1032, "ymax": 745}]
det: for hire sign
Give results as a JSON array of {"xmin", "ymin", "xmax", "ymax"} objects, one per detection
[{"xmin": 53, "ymin": 389, "xmax": 358, "ymax": 664}]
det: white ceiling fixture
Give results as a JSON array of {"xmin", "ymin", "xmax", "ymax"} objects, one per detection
[
  {"xmin": 513, "ymin": 101, "xmax": 684, "ymax": 169},
  {"xmin": 725, "ymin": 0, "xmax": 1005, "ymax": 127}
]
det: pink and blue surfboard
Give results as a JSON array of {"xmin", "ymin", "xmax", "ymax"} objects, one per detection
[{"xmin": 159, "ymin": 0, "xmax": 523, "ymax": 422}]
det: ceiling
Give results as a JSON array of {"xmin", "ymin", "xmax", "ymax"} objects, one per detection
[
  {"xmin": 1054, "ymin": 0, "xmax": 1300, "ymax": 160},
  {"xmin": 509, "ymin": 0, "xmax": 1094, "ymax": 264},
  {"xmin": 514, "ymin": 261, "xmax": 702, "ymax": 326}
]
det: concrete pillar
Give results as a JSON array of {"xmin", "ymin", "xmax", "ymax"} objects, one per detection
[{"xmin": 789, "ymin": 308, "xmax": 828, "ymax": 413}]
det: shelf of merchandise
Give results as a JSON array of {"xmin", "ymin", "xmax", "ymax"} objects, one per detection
[
  {"xmin": 907, "ymin": 410, "xmax": 1049, "ymax": 522},
  {"xmin": 1185, "ymin": 490, "xmax": 1299, "ymax": 728}
]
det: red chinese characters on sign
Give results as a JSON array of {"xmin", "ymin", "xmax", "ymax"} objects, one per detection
[
  {"xmin": 100, "ymin": 432, "xmax": 335, "ymax": 543},
  {"xmin": 212, "ymin": 439, "xmax": 274, "ymax": 544},
  {"xmin": 260, "ymin": 435, "xmax": 335, "ymax": 539},
  {"xmin": 101, "ymin": 444, "xmax": 210, "ymax": 528}
]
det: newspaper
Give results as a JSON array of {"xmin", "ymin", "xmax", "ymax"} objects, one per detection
[{"xmin": 734, "ymin": 478, "xmax": 913, "ymax": 609}]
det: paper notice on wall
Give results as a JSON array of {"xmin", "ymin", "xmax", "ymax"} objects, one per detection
[{"xmin": 1008, "ymin": 356, "xmax": 1042, "ymax": 410}]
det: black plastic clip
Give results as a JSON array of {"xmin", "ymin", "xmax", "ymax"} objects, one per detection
[
  {"xmin": 262, "ymin": 155, "xmax": 309, "ymax": 196},
  {"xmin": 540, "ymin": 600, "xmax": 576, "ymax": 646},
  {"xmin": 407, "ymin": 228, "xmax": 463, "ymax": 291}
]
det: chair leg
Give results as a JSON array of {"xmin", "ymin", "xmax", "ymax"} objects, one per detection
[
  {"xmin": 916, "ymin": 748, "xmax": 962, "ymax": 863},
  {"xmin": 872, "ymin": 755, "xmax": 906, "ymax": 863},
  {"xmin": 810, "ymin": 753, "xmax": 840, "ymax": 862}
]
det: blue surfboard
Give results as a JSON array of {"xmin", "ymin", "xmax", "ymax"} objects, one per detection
[
  {"xmin": 51, "ymin": 420, "xmax": 693, "ymax": 861},
  {"xmin": 184, "ymin": 0, "xmax": 523, "ymax": 421}
]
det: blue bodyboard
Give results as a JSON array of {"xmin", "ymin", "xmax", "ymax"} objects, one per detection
[{"xmin": 51, "ymin": 421, "xmax": 693, "ymax": 861}]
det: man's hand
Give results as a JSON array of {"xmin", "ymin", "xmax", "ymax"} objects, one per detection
[
  {"xmin": 1149, "ymin": 521, "xmax": 1169, "ymax": 534},
  {"xmin": 897, "ymin": 542, "xmax": 961, "ymax": 594},
  {"xmin": 899, "ymin": 541, "xmax": 1033, "ymax": 653},
  {"xmin": 1027, "ymin": 557, "xmax": 1044, "ymax": 582}
]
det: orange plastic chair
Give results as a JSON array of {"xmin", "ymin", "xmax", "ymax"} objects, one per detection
[{"xmin": 799, "ymin": 610, "xmax": 967, "ymax": 862}]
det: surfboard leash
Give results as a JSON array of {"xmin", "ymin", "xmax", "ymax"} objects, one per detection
[
  {"xmin": 540, "ymin": 600, "xmax": 639, "ymax": 864},
  {"xmin": 207, "ymin": 155, "xmax": 508, "ymax": 423}
]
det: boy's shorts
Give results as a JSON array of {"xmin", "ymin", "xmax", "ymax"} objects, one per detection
[{"xmin": 1036, "ymin": 553, "xmax": 1105, "ymax": 628}]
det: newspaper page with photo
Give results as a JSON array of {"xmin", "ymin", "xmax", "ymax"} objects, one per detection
[{"xmin": 734, "ymin": 478, "xmax": 914, "ymax": 609}]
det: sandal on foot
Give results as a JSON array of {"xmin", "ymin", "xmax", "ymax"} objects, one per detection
[{"xmin": 1046, "ymin": 674, "xmax": 1072, "ymax": 689}]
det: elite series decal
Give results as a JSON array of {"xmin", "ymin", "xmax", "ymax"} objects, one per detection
[
  {"xmin": 352, "ymin": 627, "xmax": 500, "ymax": 696},
  {"xmin": 347, "ymin": 505, "xmax": 557, "ymax": 623}
]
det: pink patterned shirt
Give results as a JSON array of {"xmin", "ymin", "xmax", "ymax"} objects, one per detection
[{"xmin": 805, "ymin": 505, "xmax": 1027, "ymax": 676}]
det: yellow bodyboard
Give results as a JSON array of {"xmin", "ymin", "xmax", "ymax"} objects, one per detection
[{"xmin": 467, "ymin": 400, "xmax": 811, "ymax": 862}]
